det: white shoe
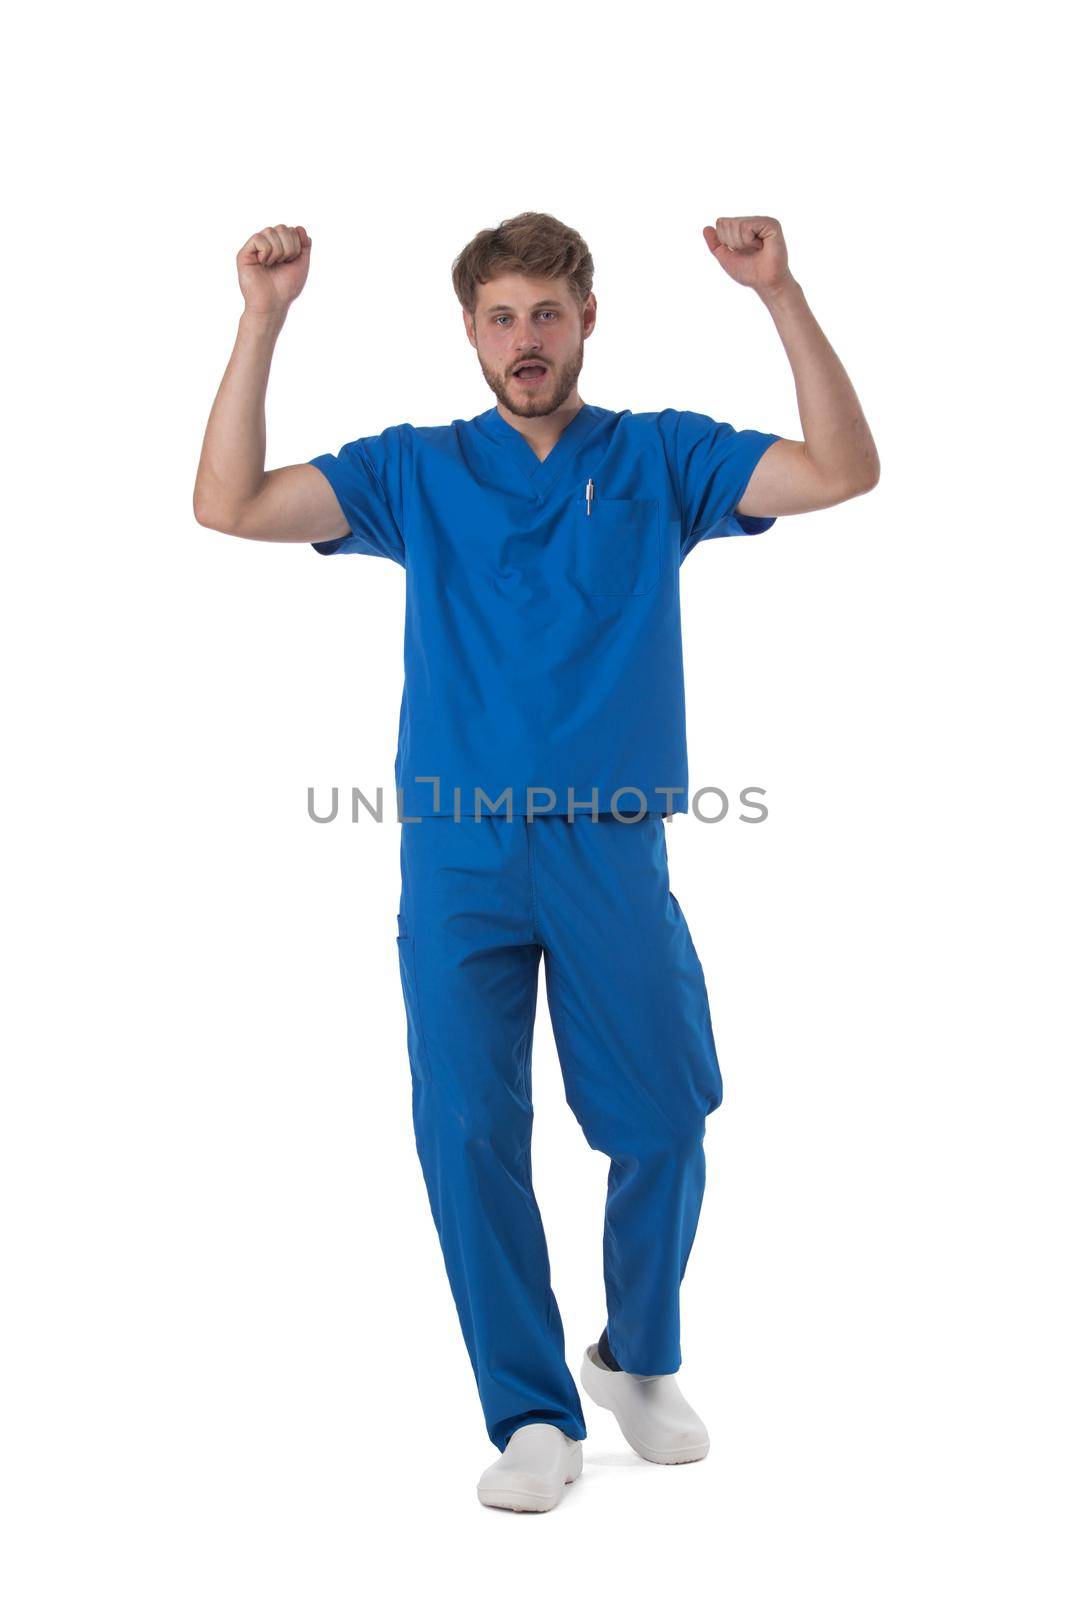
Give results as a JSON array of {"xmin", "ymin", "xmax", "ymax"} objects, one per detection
[
  {"xmin": 580, "ymin": 1342, "xmax": 710, "ymax": 1465},
  {"xmin": 477, "ymin": 1422, "xmax": 583, "ymax": 1513}
]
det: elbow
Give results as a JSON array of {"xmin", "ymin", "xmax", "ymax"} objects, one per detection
[
  {"xmin": 193, "ymin": 491, "xmax": 237, "ymax": 535},
  {"xmin": 859, "ymin": 446, "xmax": 881, "ymax": 492},
  {"xmin": 847, "ymin": 453, "xmax": 881, "ymax": 498}
]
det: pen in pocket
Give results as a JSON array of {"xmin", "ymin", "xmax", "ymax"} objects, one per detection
[{"xmin": 586, "ymin": 478, "xmax": 595, "ymax": 516}]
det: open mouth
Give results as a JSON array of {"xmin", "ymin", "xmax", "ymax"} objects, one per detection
[{"xmin": 512, "ymin": 363, "xmax": 548, "ymax": 385}]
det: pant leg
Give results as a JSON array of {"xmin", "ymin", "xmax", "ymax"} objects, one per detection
[
  {"xmin": 532, "ymin": 813, "xmax": 721, "ymax": 1377},
  {"xmin": 397, "ymin": 816, "xmax": 587, "ymax": 1451}
]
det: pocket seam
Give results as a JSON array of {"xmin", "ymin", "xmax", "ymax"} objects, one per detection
[{"xmin": 396, "ymin": 933, "xmax": 432, "ymax": 1082}]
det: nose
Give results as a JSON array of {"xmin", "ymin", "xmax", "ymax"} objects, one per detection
[
  {"xmin": 514, "ymin": 322, "xmax": 544, "ymax": 353},
  {"xmin": 512, "ymin": 345, "xmax": 545, "ymax": 372}
]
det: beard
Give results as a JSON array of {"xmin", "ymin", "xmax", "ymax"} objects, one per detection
[{"xmin": 477, "ymin": 337, "xmax": 586, "ymax": 418}]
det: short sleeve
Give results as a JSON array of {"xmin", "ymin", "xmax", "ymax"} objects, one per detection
[
  {"xmin": 664, "ymin": 408, "xmax": 782, "ymax": 558},
  {"xmin": 307, "ymin": 425, "xmax": 407, "ymax": 565}
]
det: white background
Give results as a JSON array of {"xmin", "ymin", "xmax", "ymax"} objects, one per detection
[{"xmin": 3, "ymin": 0, "xmax": 1064, "ymax": 1593}]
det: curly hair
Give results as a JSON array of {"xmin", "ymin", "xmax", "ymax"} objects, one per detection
[{"xmin": 451, "ymin": 211, "xmax": 594, "ymax": 317}]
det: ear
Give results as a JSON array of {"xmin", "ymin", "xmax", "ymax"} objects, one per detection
[
  {"xmin": 463, "ymin": 307, "xmax": 477, "ymax": 348},
  {"xmin": 582, "ymin": 292, "xmax": 597, "ymax": 337}
]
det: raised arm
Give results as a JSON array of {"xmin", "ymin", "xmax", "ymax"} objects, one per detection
[
  {"xmin": 193, "ymin": 223, "xmax": 347, "ymax": 543},
  {"xmin": 702, "ymin": 215, "xmax": 880, "ymax": 516}
]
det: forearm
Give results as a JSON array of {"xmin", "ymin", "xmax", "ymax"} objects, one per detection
[
  {"xmin": 193, "ymin": 308, "xmax": 288, "ymax": 525},
  {"xmin": 759, "ymin": 279, "xmax": 879, "ymax": 490}
]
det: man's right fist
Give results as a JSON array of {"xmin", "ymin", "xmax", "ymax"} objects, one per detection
[{"xmin": 237, "ymin": 224, "xmax": 312, "ymax": 316}]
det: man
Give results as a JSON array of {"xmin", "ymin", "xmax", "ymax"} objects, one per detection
[{"xmin": 194, "ymin": 210, "xmax": 879, "ymax": 1513}]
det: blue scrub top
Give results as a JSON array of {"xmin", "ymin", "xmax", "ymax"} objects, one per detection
[{"xmin": 308, "ymin": 404, "xmax": 780, "ymax": 817}]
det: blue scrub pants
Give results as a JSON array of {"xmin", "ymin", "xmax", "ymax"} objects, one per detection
[{"xmin": 396, "ymin": 812, "xmax": 723, "ymax": 1452}]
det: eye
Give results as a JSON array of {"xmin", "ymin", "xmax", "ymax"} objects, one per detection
[{"xmin": 492, "ymin": 311, "xmax": 558, "ymax": 326}]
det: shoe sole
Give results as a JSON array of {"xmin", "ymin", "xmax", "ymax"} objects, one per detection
[
  {"xmin": 477, "ymin": 1450, "xmax": 583, "ymax": 1512},
  {"xmin": 580, "ymin": 1353, "xmax": 710, "ymax": 1466}
]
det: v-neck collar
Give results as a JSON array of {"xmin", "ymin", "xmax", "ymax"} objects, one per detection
[{"xmin": 473, "ymin": 401, "xmax": 602, "ymax": 491}]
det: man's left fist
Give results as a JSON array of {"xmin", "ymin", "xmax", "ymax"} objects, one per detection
[{"xmin": 703, "ymin": 216, "xmax": 793, "ymax": 296}]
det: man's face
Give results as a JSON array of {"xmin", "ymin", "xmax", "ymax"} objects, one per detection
[{"xmin": 465, "ymin": 273, "xmax": 595, "ymax": 418}]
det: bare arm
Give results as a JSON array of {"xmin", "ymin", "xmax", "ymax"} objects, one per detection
[
  {"xmin": 702, "ymin": 216, "xmax": 880, "ymax": 517},
  {"xmin": 193, "ymin": 224, "xmax": 347, "ymax": 542},
  {"xmin": 738, "ymin": 278, "xmax": 881, "ymax": 515}
]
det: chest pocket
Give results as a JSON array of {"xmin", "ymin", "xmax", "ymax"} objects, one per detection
[{"xmin": 572, "ymin": 497, "xmax": 661, "ymax": 598}]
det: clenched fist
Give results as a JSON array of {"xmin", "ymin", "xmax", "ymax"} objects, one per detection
[
  {"xmin": 703, "ymin": 216, "xmax": 793, "ymax": 297},
  {"xmin": 237, "ymin": 224, "xmax": 312, "ymax": 317}
]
